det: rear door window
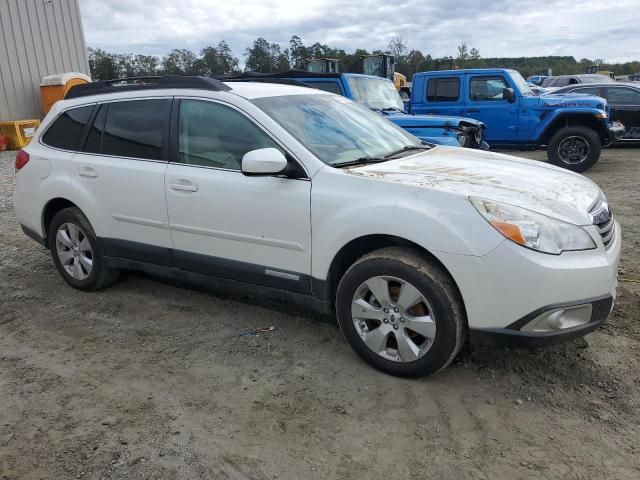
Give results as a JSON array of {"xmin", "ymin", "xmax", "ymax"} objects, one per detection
[
  {"xmin": 100, "ymin": 99, "xmax": 171, "ymax": 160},
  {"xmin": 427, "ymin": 77, "xmax": 460, "ymax": 102},
  {"xmin": 42, "ymin": 105, "xmax": 94, "ymax": 151},
  {"xmin": 606, "ymin": 87, "xmax": 640, "ymax": 105}
]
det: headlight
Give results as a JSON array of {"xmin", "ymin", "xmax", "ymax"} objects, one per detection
[
  {"xmin": 457, "ymin": 133, "xmax": 467, "ymax": 146},
  {"xmin": 470, "ymin": 197, "xmax": 596, "ymax": 255}
]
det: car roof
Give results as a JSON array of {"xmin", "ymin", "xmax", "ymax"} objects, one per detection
[
  {"xmin": 554, "ymin": 82, "xmax": 640, "ymax": 91},
  {"xmin": 223, "ymin": 81, "xmax": 328, "ymax": 99}
]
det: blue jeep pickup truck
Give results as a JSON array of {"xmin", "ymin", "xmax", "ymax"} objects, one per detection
[
  {"xmin": 224, "ymin": 71, "xmax": 489, "ymax": 150},
  {"xmin": 408, "ymin": 68, "xmax": 625, "ymax": 172}
]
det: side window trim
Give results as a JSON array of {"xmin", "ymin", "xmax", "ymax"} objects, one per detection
[
  {"xmin": 39, "ymin": 103, "xmax": 97, "ymax": 153},
  {"xmin": 170, "ymin": 97, "xmax": 309, "ymax": 178}
]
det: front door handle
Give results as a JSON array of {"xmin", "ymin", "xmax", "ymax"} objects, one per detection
[
  {"xmin": 466, "ymin": 108, "xmax": 480, "ymax": 113},
  {"xmin": 78, "ymin": 167, "xmax": 98, "ymax": 178},
  {"xmin": 426, "ymin": 110, "xmax": 440, "ymax": 114},
  {"xmin": 169, "ymin": 181, "xmax": 198, "ymax": 192}
]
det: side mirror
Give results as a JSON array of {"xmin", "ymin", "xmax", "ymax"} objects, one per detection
[
  {"xmin": 241, "ymin": 148, "xmax": 288, "ymax": 176},
  {"xmin": 503, "ymin": 87, "xmax": 516, "ymax": 102}
]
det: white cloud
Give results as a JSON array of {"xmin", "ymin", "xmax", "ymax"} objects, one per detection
[{"xmin": 79, "ymin": 0, "xmax": 640, "ymax": 63}]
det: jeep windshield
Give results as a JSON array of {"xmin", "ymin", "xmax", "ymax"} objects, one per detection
[
  {"xmin": 508, "ymin": 70, "xmax": 534, "ymax": 96},
  {"xmin": 252, "ymin": 94, "xmax": 425, "ymax": 167},
  {"xmin": 346, "ymin": 76, "xmax": 405, "ymax": 111}
]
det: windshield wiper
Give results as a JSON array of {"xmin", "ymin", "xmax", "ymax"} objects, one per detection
[
  {"xmin": 382, "ymin": 144, "xmax": 431, "ymax": 159},
  {"xmin": 333, "ymin": 156, "xmax": 388, "ymax": 168},
  {"xmin": 381, "ymin": 107, "xmax": 405, "ymax": 113}
]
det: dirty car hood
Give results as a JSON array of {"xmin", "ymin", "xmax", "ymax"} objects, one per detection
[
  {"xmin": 345, "ymin": 147, "xmax": 601, "ymax": 225},
  {"xmin": 537, "ymin": 92, "xmax": 607, "ymax": 110}
]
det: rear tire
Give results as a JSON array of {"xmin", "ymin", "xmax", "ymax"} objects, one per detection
[
  {"xmin": 335, "ymin": 247, "xmax": 465, "ymax": 377},
  {"xmin": 547, "ymin": 126, "xmax": 601, "ymax": 172},
  {"xmin": 48, "ymin": 207, "xmax": 120, "ymax": 291}
]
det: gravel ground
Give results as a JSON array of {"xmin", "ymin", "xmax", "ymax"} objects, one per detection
[{"xmin": 1, "ymin": 147, "xmax": 639, "ymax": 480}]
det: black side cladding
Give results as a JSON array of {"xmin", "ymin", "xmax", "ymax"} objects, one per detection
[{"xmin": 65, "ymin": 75, "xmax": 232, "ymax": 99}]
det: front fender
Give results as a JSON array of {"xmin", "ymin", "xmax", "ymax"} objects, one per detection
[
  {"xmin": 530, "ymin": 108, "xmax": 608, "ymax": 141},
  {"xmin": 310, "ymin": 167, "xmax": 504, "ymax": 281}
]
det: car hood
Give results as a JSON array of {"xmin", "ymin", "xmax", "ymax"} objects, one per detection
[
  {"xmin": 536, "ymin": 92, "xmax": 607, "ymax": 110},
  {"xmin": 384, "ymin": 112, "xmax": 485, "ymax": 129},
  {"xmin": 345, "ymin": 147, "xmax": 601, "ymax": 225}
]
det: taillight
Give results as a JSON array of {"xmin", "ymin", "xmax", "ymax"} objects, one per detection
[{"xmin": 15, "ymin": 150, "xmax": 29, "ymax": 172}]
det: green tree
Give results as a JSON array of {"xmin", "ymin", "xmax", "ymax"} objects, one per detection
[
  {"xmin": 245, "ymin": 37, "xmax": 290, "ymax": 72},
  {"xmin": 198, "ymin": 41, "xmax": 240, "ymax": 76},
  {"xmin": 161, "ymin": 49, "xmax": 200, "ymax": 75}
]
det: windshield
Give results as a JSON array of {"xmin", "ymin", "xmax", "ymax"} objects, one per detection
[
  {"xmin": 508, "ymin": 70, "xmax": 533, "ymax": 95},
  {"xmin": 582, "ymin": 74, "xmax": 616, "ymax": 83},
  {"xmin": 252, "ymin": 94, "xmax": 421, "ymax": 166},
  {"xmin": 346, "ymin": 76, "xmax": 405, "ymax": 110}
]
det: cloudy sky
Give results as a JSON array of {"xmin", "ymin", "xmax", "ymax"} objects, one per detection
[{"xmin": 80, "ymin": 0, "xmax": 640, "ymax": 63}]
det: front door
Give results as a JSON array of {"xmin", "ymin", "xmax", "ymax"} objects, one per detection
[
  {"xmin": 464, "ymin": 74, "xmax": 519, "ymax": 141},
  {"xmin": 164, "ymin": 99, "xmax": 312, "ymax": 293},
  {"xmin": 605, "ymin": 86, "xmax": 640, "ymax": 140}
]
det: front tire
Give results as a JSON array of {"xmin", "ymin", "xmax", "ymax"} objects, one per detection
[
  {"xmin": 48, "ymin": 207, "xmax": 120, "ymax": 291},
  {"xmin": 335, "ymin": 247, "xmax": 465, "ymax": 377},
  {"xmin": 547, "ymin": 126, "xmax": 601, "ymax": 172}
]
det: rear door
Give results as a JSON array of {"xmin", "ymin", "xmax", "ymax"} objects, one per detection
[
  {"xmin": 604, "ymin": 86, "xmax": 640, "ymax": 139},
  {"xmin": 464, "ymin": 74, "xmax": 519, "ymax": 141},
  {"xmin": 421, "ymin": 75, "xmax": 465, "ymax": 116},
  {"xmin": 71, "ymin": 98, "xmax": 173, "ymax": 263}
]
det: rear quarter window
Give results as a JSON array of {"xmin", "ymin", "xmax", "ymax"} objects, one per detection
[{"xmin": 41, "ymin": 105, "xmax": 94, "ymax": 151}]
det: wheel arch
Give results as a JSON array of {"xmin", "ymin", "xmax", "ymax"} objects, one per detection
[
  {"xmin": 320, "ymin": 234, "xmax": 467, "ymax": 322},
  {"xmin": 41, "ymin": 197, "xmax": 80, "ymax": 244},
  {"xmin": 538, "ymin": 112, "xmax": 605, "ymax": 145}
]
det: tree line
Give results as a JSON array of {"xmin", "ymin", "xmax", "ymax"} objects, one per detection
[{"xmin": 88, "ymin": 36, "xmax": 640, "ymax": 81}]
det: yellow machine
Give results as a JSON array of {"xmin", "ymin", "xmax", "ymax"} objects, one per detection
[
  {"xmin": 361, "ymin": 54, "xmax": 411, "ymax": 98},
  {"xmin": 394, "ymin": 72, "xmax": 411, "ymax": 99},
  {"xmin": 584, "ymin": 65, "xmax": 615, "ymax": 79}
]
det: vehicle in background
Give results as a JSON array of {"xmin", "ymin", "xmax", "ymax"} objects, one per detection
[
  {"xmin": 14, "ymin": 76, "xmax": 621, "ymax": 377},
  {"xmin": 408, "ymin": 68, "xmax": 625, "ymax": 172},
  {"xmin": 526, "ymin": 75, "xmax": 548, "ymax": 86},
  {"xmin": 303, "ymin": 58, "xmax": 340, "ymax": 74},
  {"xmin": 541, "ymin": 74, "xmax": 616, "ymax": 88},
  {"xmin": 585, "ymin": 65, "xmax": 615, "ymax": 79},
  {"xmin": 360, "ymin": 53, "xmax": 412, "ymax": 100},
  {"xmin": 552, "ymin": 82, "xmax": 640, "ymax": 142},
  {"xmin": 223, "ymin": 70, "xmax": 488, "ymax": 149},
  {"xmin": 628, "ymin": 73, "xmax": 640, "ymax": 82}
]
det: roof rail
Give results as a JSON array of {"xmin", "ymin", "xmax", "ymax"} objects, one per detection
[
  {"xmin": 65, "ymin": 75, "xmax": 232, "ymax": 99},
  {"xmin": 221, "ymin": 70, "xmax": 343, "ymax": 80}
]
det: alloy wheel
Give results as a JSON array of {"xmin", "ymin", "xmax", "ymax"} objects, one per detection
[
  {"xmin": 55, "ymin": 223, "xmax": 93, "ymax": 280},
  {"xmin": 351, "ymin": 275, "xmax": 436, "ymax": 363}
]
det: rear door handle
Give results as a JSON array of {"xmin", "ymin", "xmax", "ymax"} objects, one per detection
[
  {"xmin": 78, "ymin": 167, "xmax": 98, "ymax": 178},
  {"xmin": 426, "ymin": 110, "xmax": 439, "ymax": 114},
  {"xmin": 466, "ymin": 108, "xmax": 480, "ymax": 113},
  {"xmin": 169, "ymin": 181, "xmax": 198, "ymax": 192}
]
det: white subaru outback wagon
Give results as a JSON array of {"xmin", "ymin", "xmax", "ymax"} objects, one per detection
[{"xmin": 14, "ymin": 76, "xmax": 620, "ymax": 377}]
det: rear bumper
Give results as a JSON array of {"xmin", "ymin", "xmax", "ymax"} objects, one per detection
[{"xmin": 469, "ymin": 296, "xmax": 613, "ymax": 348}]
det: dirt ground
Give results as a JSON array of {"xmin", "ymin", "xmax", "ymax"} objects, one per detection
[{"xmin": 1, "ymin": 147, "xmax": 639, "ymax": 480}]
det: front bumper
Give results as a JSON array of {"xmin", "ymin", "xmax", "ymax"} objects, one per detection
[
  {"xmin": 608, "ymin": 121, "xmax": 626, "ymax": 142},
  {"xmin": 434, "ymin": 221, "xmax": 621, "ymax": 336},
  {"xmin": 469, "ymin": 296, "xmax": 613, "ymax": 348}
]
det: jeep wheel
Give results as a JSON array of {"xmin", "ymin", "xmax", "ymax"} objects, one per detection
[
  {"xmin": 335, "ymin": 247, "xmax": 465, "ymax": 377},
  {"xmin": 547, "ymin": 126, "xmax": 601, "ymax": 173}
]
